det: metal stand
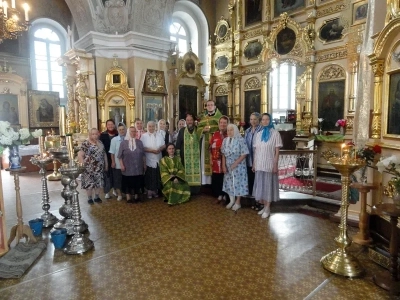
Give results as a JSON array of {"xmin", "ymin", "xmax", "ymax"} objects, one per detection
[
  {"xmin": 320, "ymin": 156, "xmax": 365, "ymax": 277},
  {"xmin": 60, "ymin": 163, "xmax": 93, "ymax": 254},
  {"xmin": 6, "ymin": 167, "xmax": 37, "ymax": 246},
  {"xmin": 30, "ymin": 155, "xmax": 58, "ymax": 227},
  {"xmin": 47, "ymin": 159, "xmax": 62, "ymax": 181}
]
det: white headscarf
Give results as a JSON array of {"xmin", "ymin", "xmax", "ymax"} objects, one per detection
[{"xmin": 125, "ymin": 127, "xmax": 136, "ymax": 151}]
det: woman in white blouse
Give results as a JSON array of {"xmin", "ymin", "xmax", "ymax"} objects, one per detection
[
  {"xmin": 252, "ymin": 113, "xmax": 283, "ymax": 218},
  {"xmin": 140, "ymin": 121, "xmax": 166, "ymax": 198}
]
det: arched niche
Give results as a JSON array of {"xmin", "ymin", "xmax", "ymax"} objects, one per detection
[
  {"xmin": 214, "ymin": 84, "xmax": 228, "ymax": 116},
  {"xmin": 98, "ymin": 59, "xmax": 135, "ymax": 130},
  {"xmin": 243, "ymin": 76, "xmax": 261, "ymax": 124},
  {"xmin": 175, "ymin": 49, "xmax": 207, "ymax": 120},
  {"xmin": 260, "ymin": 13, "xmax": 314, "ymax": 132},
  {"xmin": 0, "ymin": 73, "xmax": 28, "ymax": 128},
  {"xmin": 316, "ymin": 64, "xmax": 347, "ymax": 133}
]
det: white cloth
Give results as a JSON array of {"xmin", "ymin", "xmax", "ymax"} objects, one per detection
[
  {"xmin": 140, "ymin": 132, "xmax": 164, "ymax": 168},
  {"xmin": 109, "ymin": 137, "xmax": 123, "ymax": 169},
  {"xmin": 125, "ymin": 134, "xmax": 136, "ymax": 151},
  {"xmin": 253, "ymin": 129, "xmax": 283, "ymax": 172}
]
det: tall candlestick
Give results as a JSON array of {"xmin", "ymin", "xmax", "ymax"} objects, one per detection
[
  {"xmin": 66, "ymin": 136, "xmax": 74, "ymax": 161},
  {"xmin": 22, "ymin": 3, "xmax": 29, "ymax": 21},
  {"xmin": 39, "ymin": 136, "xmax": 45, "ymax": 155},
  {"xmin": 59, "ymin": 106, "xmax": 66, "ymax": 136}
]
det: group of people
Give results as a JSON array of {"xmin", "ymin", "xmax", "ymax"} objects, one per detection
[{"xmin": 77, "ymin": 100, "xmax": 283, "ymax": 218}]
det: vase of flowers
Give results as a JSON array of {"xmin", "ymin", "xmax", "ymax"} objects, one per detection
[
  {"xmin": 335, "ymin": 119, "xmax": 347, "ymax": 135},
  {"xmin": 0, "ymin": 121, "xmax": 42, "ymax": 169},
  {"xmin": 357, "ymin": 144, "xmax": 382, "ymax": 184}
]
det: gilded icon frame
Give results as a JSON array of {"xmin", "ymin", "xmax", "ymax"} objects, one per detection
[
  {"xmin": 352, "ymin": 0, "xmax": 368, "ymax": 26},
  {"xmin": 28, "ymin": 90, "xmax": 60, "ymax": 128}
]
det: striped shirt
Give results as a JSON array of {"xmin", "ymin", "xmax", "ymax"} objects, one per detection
[
  {"xmin": 253, "ymin": 128, "xmax": 283, "ymax": 172},
  {"xmin": 244, "ymin": 125, "xmax": 263, "ymax": 167}
]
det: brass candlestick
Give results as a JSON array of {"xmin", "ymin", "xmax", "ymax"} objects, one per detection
[
  {"xmin": 46, "ymin": 135, "xmax": 62, "ymax": 181},
  {"xmin": 321, "ymin": 151, "xmax": 366, "ymax": 277}
]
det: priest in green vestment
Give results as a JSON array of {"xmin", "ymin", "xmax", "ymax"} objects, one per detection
[
  {"xmin": 160, "ymin": 143, "xmax": 191, "ymax": 205},
  {"xmin": 197, "ymin": 100, "xmax": 222, "ymax": 185},
  {"xmin": 175, "ymin": 113, "xmax": 201, "ymax": 193}
]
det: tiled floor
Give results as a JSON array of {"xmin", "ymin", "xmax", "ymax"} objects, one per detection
[{"xmin": 0, "ymin": 170, "xmax": 395, "ymax": 299}]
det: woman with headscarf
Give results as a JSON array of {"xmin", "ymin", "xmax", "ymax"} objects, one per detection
[
  {"xmin": 141, "ymin": 121, "xmax": 166, "ymax": 198},
  {"xmin": 78, "ymin": 128, "xmax": 108, "ymax": 205},
  {"xmin": 244, "ymin": 112, "xmax": 263, "ymax": 210},
  {"xmin": 252, "ymin": 113, "xmax": 283, "ymax": 218},
  {"xmin": 221, "ymin": 124, "xmax": 249, "ymax": 212},
  {"xmin": 160, "ymin": 143, "xmax": 191, "ymax": 205},
  {"xmin": 157, "ymin": 119, "xmax": 170, "ymax": 156},
  {"xmin": 118, "ymin": 126, "xmax": 146, "ymax": 203},
  {"xmin": 172, "ymin": 119, "xmax": 186, "ymax": 145}
]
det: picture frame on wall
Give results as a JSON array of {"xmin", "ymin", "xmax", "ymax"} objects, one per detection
[
  {"xmin": 143, "ymin": 95, "xmax": 163, "ymax": 125},
  {"xmin": 0, "ymin": 94, "xmax": 19, "ymax": 125},
  {"xmin": 108, "ymin": 106, "xmax": 126, "ymax": 125},
  {"xmin": 244, "ymin": 40, "xmax": 263, "ymax": 60},
  {"xmin": 28, "ymin": 90, "xmax": 60, "ymax": 128},
  {"xmin": 244, "ymin": 90, "xmax": 261, "ymax": 125},
  {"xmin": 352, "ymin": 0, "xmax": 368, "ymax": 25},
  {"xmin": 273, "ymin": 0, "xmax": 305, "ymax": 18},
  {"xmin": 215, "ymin": 95, "xmax": 228, "ymax": 116},
  {"xmin": 178, "ymin": 85, "xmax": 198, "ymax": 120},
  {"xmin": 386, "ymin": 71, "xmax": 400, "ymax": 136},
  {"xmin": 318, "ymin": 18, "xmax": 344, "ymax": 44},
  {"xmin": 245, "ymin": 0, "xmax": 263, "ymax": 27},
  {"xmin": 317, "ymin": 80, "xmax": 345, "ymax": 131}
]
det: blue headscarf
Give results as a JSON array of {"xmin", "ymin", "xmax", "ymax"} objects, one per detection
[{"xmin": 261, "ymin": 113, "xmax": 274, "ymax": 142}]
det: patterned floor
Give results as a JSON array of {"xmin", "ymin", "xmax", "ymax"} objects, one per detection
[{"xmin": 0, "ymin": 170, "xmax": 395, "ymax": 299}]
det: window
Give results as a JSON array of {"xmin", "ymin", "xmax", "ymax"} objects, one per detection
[
  {"xmin": 169, "ymin": 21, "xmax": 189, "ymax": 54},
  {"xmin": 270, "ymin": 64, "xmax": 297, "ymax": 120},
  {"xmin": 31, "ymin": 23, "xmax": 66, "ymax": 101}
]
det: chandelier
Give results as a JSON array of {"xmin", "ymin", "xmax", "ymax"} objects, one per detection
[{"xmin": 0, "ymin": 1, "xmax": 30, "ymax": 43}]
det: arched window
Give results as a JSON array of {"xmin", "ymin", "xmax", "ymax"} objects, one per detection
[
  {"xmin": 30, "ymin": 20, "xmax": 67, "ymax": 102},
  {"xmin": 170, "ymin": 21, "xmax": 189, "ymax": 54}
]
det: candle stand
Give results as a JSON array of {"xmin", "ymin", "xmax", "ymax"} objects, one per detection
[
  {"xmin": 30, "ymin": 155, "xmax": 58, "ymax": 227},
  {"xmin": 320, "ymin": 147, "xmax": 366, "ymax": 277}
]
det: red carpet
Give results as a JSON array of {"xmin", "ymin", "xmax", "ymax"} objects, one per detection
[{"xmin": 279, "ymin": 177, "xmax": 342, "ymax": 193}]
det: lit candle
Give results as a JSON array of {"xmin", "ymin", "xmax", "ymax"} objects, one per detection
[
  {"xmin": 11, "ymin": 0, "xmax": 15, "ymax": 8},
  {"xmin": 22, "ymin": 3, "xmax": 29, "ymax": 21},
  {"xmin": 3, "ymin": 2, "xmax": 8, "ymax": 18},
  {"xmin": 59, "ymin": 105, "xmax": 66, "ymax": 136}
]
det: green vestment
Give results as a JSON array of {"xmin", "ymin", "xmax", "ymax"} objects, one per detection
[{"xmin": 183, "ymin": 127, "xmax": 201, "ymax": 186}]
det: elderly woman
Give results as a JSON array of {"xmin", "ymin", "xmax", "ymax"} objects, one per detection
[
  {"xmin": 157, "ymin": 119, "xmax": 170, "ymax": 157},
  {"xmin": 244, "ymin": 112, "xmax": 263, "ymax": 210},
  {"xmin": 118, "ymin": 126, "xmax": 146, "ymax": 203},
  {"xmin": 78, "ymin": 128, "xmax": 108, "ymax": 205},
  {"xmin": 221, "ymin": 124, "xmax": 249, "ymax": 212},
  {"xmin": 172, "ymin": 119, "xmax": 186, "ymax": 145},
  {"xmin": 252, "ymin": 113, "xmax": 283, "ymax": 218},
  {"xmin": 140, "ymin": 121, "xmax": 166, "ymax": 198},
  {"xmin": 160, "ymin": 143, "xmax": 190, "ymax": 205},
  {"xmin": 100, "ymin": 119, "xmax": 118, "ymax": 199}
]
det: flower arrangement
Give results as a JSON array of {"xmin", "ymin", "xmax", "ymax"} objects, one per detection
[
  {"xmin": 357, "ymin": 144, "xmax": 382, "ymax": 166},
  {"xmin": 335, "ymin": 119, "xmax": 347, "ymax": 128},
  {"xmin": 376, "ymin": 155, "xmax": 400, "ymax": 193},
  {"xmin": 0, "ymin": 121, "xmax": 42, "ymax": 154}
]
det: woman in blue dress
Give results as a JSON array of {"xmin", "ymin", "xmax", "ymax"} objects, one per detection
[{"xmin": 221, "ymin": 124, "xmax": 249, "ymax": 211}]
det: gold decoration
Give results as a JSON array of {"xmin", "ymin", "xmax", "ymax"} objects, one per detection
[
  {"xmin": 76, "ymin": 74, "xmax": 89, "ymax": 134},
  {"xmin": 316, "ymin": 1, "xmax": 348, "ymax": 18},
  {"xmin": 215, "ymin": 17, "xmax": 231, "ymax": 45},
  {"xmin": 318, "ymin": 64, "xmax": 346, "ymax": 81},
  {"xmin": 244, "ymin": 77, "xmax": 261, "ymax": 90},
  {"xmin": 369, "ymin": 58, "xmax": 384, "ymax": 139},
  {"xmin": 243, "ymin": 28, "xmax": 263, "ymax": 40},
  {"xmin": 65, "ymin": 77, "xmax": 76, "ymax": 134},
  {"xmin": 215, "ymin": 85, "xmax": 228, "ymax": 96}
]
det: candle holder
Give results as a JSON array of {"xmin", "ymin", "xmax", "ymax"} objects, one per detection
[
  {"xmin": 46, "ymin": 135, "xmax": 62, "ymax": 181},
  {"xmin": 60, "ymin": 161, "xmax": 93, "ymax": 254},
  {"xmin": 30, "ymin": 154, "xmax": 59, "ymax": 228},
  {"xmin": 320, "ymin": 154, "xmax": 366, "ymax": 277}
]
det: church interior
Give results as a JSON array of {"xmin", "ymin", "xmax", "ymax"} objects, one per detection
[{"xmin": 0, "ymin": 0, "xmax": 400, "ymax": 299}]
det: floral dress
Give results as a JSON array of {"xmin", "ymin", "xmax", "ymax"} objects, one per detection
[
  {"xmin": 80, "ymin": 140, "xmax": 105, "ymax": 189},
  {"xmin": 221, "ymin": 136, "xmax": 249, "ymax": 196}
]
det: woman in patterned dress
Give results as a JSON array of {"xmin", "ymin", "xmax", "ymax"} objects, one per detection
[
  {"xmin": 252, "ymin": 113, "xmax": 283, "ymax": 218},
  {"xmin": 78, "ymin": 128, "xmax": 108, "ymax": 205},
  {"xmin": 221, "ymin": 124, "xmax": 249, "ymax": 212}
]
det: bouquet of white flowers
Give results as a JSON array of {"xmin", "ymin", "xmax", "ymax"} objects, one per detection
[{"xmin": 0, "ymin": 121, "xmax": 42, "ymax": 154}]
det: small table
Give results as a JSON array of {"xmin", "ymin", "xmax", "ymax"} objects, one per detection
[
  {"xmin": 351, "ymin": 182, "xmax": 377, "ymax": 245},
  {"xmin": 372, "ymin": 203, "xmax": 400, "ymax": 295},
  {"xmin": 6, "ymin": 167, "xmax": 37, "ymax": 246}
]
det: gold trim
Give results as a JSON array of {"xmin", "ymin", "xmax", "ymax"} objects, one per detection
[
  {"xmin": 316, "ymin": 17, "xmax": 347, "ymax": 45},
  {"xmin": 243, "ymin": 39, "xmax": 263, "ymax": 61},
  {"xmin": 215, "ymin": 85, "xmax": 228, "ymax": 96},
  {"xmin": 244, "ymin": 77, "xmax": 261, "ymax": 90},
  {"xmin": 316, "ymin": 0, "xmax": 348, "ymax": 18},
  {"xmin": 215, "ymin": 17, "xmax": 231, "ymax": 45}
]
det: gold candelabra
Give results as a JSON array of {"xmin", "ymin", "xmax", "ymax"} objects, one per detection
[
  {"xmin": 0, "ymin": 1, "xmax": 30, "ymax": 43},
  {"xmin": 321, "ymin": 143, "xmax": 366, "ymax": 277}
]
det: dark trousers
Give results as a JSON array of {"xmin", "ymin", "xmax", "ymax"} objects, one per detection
[
  {"xmin": 211, "ymin": 173, "xmax": 228, "ymax": 198},
  {"xmin": 247, "ymin": 167, "xmax": 255, "ymax": 195}
]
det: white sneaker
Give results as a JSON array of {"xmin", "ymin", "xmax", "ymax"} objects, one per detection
[
  {"xmin": 261, "ymin": 207, "xmax": 270, "ymax": 218},
  {"xmin": 105, "ymin": 193, "xmax": 110, "ymax": 199},
  {"xmin": 117, "ymin": 196, "xmax": 122, "ymax": 201},
  {"xmin": 232, "ymin": 204, "xmax": 241, "ymax": 211},
  {"xmin": 226, "ymin": 202, "xmax": 235, "ymax": 209},
  {"xmin": 112, "ymin": 190, "xmax": 118, "ymax": 197},
  {"xmin": 258, "ymin": 207, "xmax": 265, "ymax": 215}
]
